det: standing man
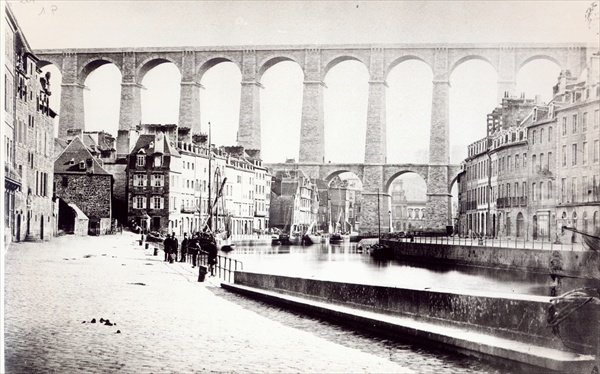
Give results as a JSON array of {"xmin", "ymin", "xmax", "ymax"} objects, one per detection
[
  {"xmin": 171, "ymin": 233, "xmax": 179, "ymax": 262},
  {"xmin": 188, "ymin": 233, "xmax": 199, "ymax": 268},
  {"xmin": 163, "ymin": 234, "xmax": 171, "ymax": 262},
  {"xmin": 180, "ymin": 233, "xmax": 188, "ymax": 263}
]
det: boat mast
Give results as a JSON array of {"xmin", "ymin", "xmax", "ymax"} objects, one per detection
[
  {"xmin": 207, "ymin": 121, "xmax": 212, "ymax": 231},
  {"xmin": 377, "ymin": 188, "xmax": 381, "ymax": 239}
]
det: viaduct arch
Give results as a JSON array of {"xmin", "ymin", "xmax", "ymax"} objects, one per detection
[{"xmin": 35, "ymin": 43, "xmax": 590, "ymax": 231}]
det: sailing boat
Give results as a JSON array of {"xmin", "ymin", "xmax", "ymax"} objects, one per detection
[
  {"xmin": 303, "ymin": 221, "xmax": 322, "ymax": 245},
  {"xmin": 370, "ymin": 188, "xmax": 393, "ymax": 260},
  {"xmin": 198, "ymin": 122, "xmax": 235, "ymax": 252}
]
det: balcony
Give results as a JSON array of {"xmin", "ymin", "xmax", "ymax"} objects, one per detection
[
  {"xmin": 519, "ymin": 196, "xmax": 528, "ymax": 206},
  {"xmin": 180, "ymin": 205, "xmax": 197, "ymax": 214}
]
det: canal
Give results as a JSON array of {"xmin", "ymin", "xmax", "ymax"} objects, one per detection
[{"xmin": 222, "ymin": 241, "xmax": 600, "ymax": 297}]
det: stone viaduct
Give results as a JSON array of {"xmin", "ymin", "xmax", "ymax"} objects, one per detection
[{"xmin": 34, "ymin": 43, "xmax": 590, "ymax": 232}]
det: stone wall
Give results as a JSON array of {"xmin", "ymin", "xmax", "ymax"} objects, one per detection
[
  {"xmin": 234, "ymin": 271, "xmax": 598, "ymax": 355},
  {"xmin": 384, "ymin": 240, "xmax": 600, "ymax": 280},
  {"xmin": 54, "ymin": 174, "xmax": 112, "ymax": 221}
]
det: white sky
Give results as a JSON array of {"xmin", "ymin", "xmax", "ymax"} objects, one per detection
[{"xmin": 7, "ymin": 0, "xmax": 599, "ymax": 172}]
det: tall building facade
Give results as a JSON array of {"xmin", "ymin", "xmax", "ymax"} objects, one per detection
[
  {"xmin": 4, "ymin": 5, "xmax": 57, "ymax": 245},
  {"xmin": 126, "ymin": 126, "xmax": 271, "ymax": 236},
  {"xmin": 458, "ymin": 59, "xmax": 600, "ymax": 241},
  {"xmin": 553, "ymin": 66, "xmax": 600, "ymax": 240}
]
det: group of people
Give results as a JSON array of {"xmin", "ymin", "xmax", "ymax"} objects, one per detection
[{"xmin": 162, "ymin": 231, "xmax": 218, "ymax": 275}]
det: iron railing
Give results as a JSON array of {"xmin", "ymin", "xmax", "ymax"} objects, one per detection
[
  {"xmin": 400, "ymin": 233, "xmax": 591, "ymax": 251},
  {"xmin": 197, "ymin": 249, "xmax": 243, "ymax": 283}
]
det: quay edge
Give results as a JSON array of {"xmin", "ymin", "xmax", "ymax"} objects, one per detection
[{"xmin": 223, "ymin": 271, "xmax": 599, "ymax": 373}]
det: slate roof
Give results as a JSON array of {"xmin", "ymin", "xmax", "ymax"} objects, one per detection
[
  {"xmin": 54, "ymin": 136, "xmax": 111, "ymax": 176},
  {"xmin": 130, "ymin": 134, "xmax": 180, "ymax": 157}
]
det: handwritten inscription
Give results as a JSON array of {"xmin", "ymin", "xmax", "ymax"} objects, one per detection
[{"xmin": 18, "ymin": 0, "xmax": 58, "ymax": 15}]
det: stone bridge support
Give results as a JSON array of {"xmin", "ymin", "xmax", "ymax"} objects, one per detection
[
  {"xmin": 497, "ymin": 48, "xmax": 517, "ymax": 104},
  {"xmin": 238, "ymin": 49, "xmax": 262, "ymax": 151},
  {"xmin": 299, "ymin": 48, "xmax": 325, "ymax": 163},
  {"xmin": 360, "ymin": 165, "xmax": 391, "ymax": 234},
  {"xmin": 426, "ymin": 48, "xmax": 452, "ymax": 229},
  {"xmin": 360, "ymin": 48, "xmax": 390, "ymax": 233},
  {"xmin": 178, "ymin": 50, "xmax": 202, "ymax": 141},
  {"xmin": 365, "ymin": 47, "xmax": 387, "ymax": 164},
  {"xmin": 119, "ymin": 52, "xmax": 142, "ymax": 132},
  {"xmin": 58, "ymin": 53, "xmax": 85, "ymax": 139}
]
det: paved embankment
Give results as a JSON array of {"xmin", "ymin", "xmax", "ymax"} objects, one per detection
[
  {"xmin": 4, "ymin": 232, "xmax": 410, "ymax": 373},
  {"xmin": 226, "ymin": 271, "xmax": 599, "ymax": 373}
]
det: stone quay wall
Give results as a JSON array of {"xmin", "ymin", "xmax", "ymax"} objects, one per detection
[
  {"xmin": 234, "ymin": 271, "xmax": 598, "ymax": 355},
  {"xmin": 383, "ymin": 240, "xmax": 600, "ymax": 280}
]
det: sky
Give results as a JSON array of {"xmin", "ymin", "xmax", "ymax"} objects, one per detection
[{"xmin": 6, "ymin": 0, "xmax": 599, "ymax": 184}]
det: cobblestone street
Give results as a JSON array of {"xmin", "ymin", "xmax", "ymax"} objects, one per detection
[{"xmin": 4, "ymin": 232, "xmax": 411, "ymax": 373}]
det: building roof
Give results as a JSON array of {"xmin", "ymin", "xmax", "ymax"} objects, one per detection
[
  {"xmin": 54, "ymin": 136, "xmax": 111, "ymax": 175},
  {"xmin": 130, "ymin": 134, "xmax": 180, "ymax": 157}
]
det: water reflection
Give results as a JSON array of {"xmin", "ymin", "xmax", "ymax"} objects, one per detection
[{"xmin": 223, "ymin": 242, "xmax": 600, "ymax": 297}]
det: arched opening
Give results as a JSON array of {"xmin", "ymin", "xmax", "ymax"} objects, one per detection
[
  {"xmin": 327, "ymin": 172, "xmax": 363, "ymax": 234},
  {"xmin": 450, "ymin": 59, "xmax": 498, "ymax": 163},
  {"xmin": 389, "ymin": 173, "xmax": 427, "ymax": 233},
  {"xmin": 324, "ymin": 60, "xmax": 369, "ymax": 163},
  {"xmin": 199, "ymin": 62, "xmax": 241, "ymax": 147},
  {"xmin": 141, "ymin": 62, "xmax": 181, "ymax": 127},
  {"xmin": 517, "ymin": 212, "xmax": 524, "ymax": 238},
  {"xmin": 260, "ymin": 60, "xmax": 303, "ymax": 162},
  {"xmin": 83, "ymin": 63, "xmax": 122, "ymax": 136},
  {"xmin": 517, "ymin": 59, "xmax": 561, "ymax": 104},
  {"xmin": 386, "ymin": 59, "xmax": 432, "ymax": 163}
]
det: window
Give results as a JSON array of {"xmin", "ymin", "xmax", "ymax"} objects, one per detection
[
  {"xmin": 137, "ymin": 155, "xmax": 145, "ymax": 167},
  {"xmin": 583, "ymin": 142, "xmax": 588, "ymax": 165},
  {"xmin": 532, "ymin": 183, "xmax": 536, "ymax": 201},
  {"xmin": 532, "ymin": 130, "xmax": 536, "ymax": 144},
  {"xmin": 562, "ymin": 117, "xmax": 567, "ymax": 135},
  {"xmin": 549, "ymin": 126, "xmax": 553, "ymax": 141},
  {"xmin": 595, "ymin": 140, "xmax": 599, "ymax": 163},
  {"xmin": 515, "ymin": 154, "xmax": 520, "ymax": 169},
  {"xmin": 572, "ymin": 177, "xmax": 577, "ymax": 202},
  {"xmin": 540, "ymin": 128, "xmax": 544, "ymax": 143},
  {"xmin": 548, "ymin": 181, "xmax": 553, "ymax": 199},
  {"xmin": 561, "ymin": 178, "xmax": 566, "ymax": 202},
  {"xmin": 135, "ymin": 196, "xmax": 145, "ymax": 209},
  {"xmin": 152, "ymin": 174, "xmax": 164, "ymax": 187},
  {"xmin": 154, "ymin": 156, "xmax": 162, "ymax": 168},
  {"xmin": 572, "ymin": 143, "xmax": 577, "ymax": 166},
  {"xmin": 583, "ymin": 176, "xmax": 588, "ymax": 201},
  {"xmin": 134, "ymin": 174, "xmax": 146, "ymax": 187},
  {"xmin": 562, "ymin": 145, "xmax": 567, "ymax": 167},
  {"xmin": 152, "ymin": 196, "xmax": 163, "ymax": 209},
  {"xmin": 572, "ymin": 114, "xmax": 578, "ymax": 134},
  {"xmin": 582, "ymin": 112, "xmax": 588, "ymax": 132},
  {"xmin": 523, "ymin": 153, "xmax": 527, "ymax": 167},
  {"xmin": 539, "ymin": 182, "xmax": 544, "ymax": 201},
  {"xmin": 532, "ymin": 154, "xmax": 537, "ymax": 173},
  {"xmin": 62, "ymin": 176, "xmax": 68, "ymax": 187}
]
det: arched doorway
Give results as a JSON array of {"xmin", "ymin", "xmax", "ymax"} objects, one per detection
[{"xmin": 517, "ymin": 213, "xmax": 525, "ymax": 238}]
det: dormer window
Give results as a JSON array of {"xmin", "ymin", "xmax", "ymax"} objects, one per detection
[
  {"xmin": 154, "ymin": 155, "xmax": 162, "ymax": 168},
  {"xmin": 137, "ymin": 154, "xmax": 145, "ymax": 167},
  {"xmin": 69, "ymin": 158, "xmax": 75, "ymax": 165},
  {"xmin": 532, "ymin": 107, "xmax": 538, "ymax": 122},
  {"xmin": 79, "ymin": 161, "xmax": 85, "ymax": 170}
]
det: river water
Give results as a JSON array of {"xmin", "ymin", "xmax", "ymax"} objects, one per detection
[
  {"xmin": 213, "ymin": 241, "xmax": 598, "ymax": 373},
  {"xmin": 222, "ymin": 241, "xmax": 600, "ymax": 297}
]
